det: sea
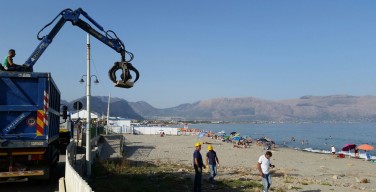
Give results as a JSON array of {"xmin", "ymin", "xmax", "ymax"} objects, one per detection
[{"xmin": 191, "ymin": 123, "xmax": 376, "ymax": 159}]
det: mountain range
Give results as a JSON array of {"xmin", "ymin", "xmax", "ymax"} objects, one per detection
[{"xmin": 62, "ymin": 95, "xmax": 376, "ymax": 122}]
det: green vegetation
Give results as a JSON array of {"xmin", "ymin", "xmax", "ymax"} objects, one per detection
[
  {"xmin": 283, "ymin": 176, "xmax": 294, "ymax": 183},
  {"xmin": 90, "ymin": 158, "xmax": 268, "ymax": 192},
  {"xmin": 321, "ymin": 182, "xmax": 332, "ymax": 186},
  {"xmin": 270, "ymin": 188, "xmax": 287, "ymax": 192},
  {"xmin": 290, "ymin": 186, "xmax": 302, "ymax": 190}
]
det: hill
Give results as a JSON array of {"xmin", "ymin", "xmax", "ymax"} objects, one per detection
[
  {"xmin": 64, "ymin": 96, "xmax": 144, "ymax": 120},
  {"xmin": 129, "ymin": 95, "xmax": 376, "ymax": 122},
  {"xmin": 63, "ymin": 95, "xmax": 376, "ymax": 122}
]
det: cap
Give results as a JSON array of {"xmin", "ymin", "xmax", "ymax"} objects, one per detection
[
  {"xmin": 207, "ymin": 145, "xmax": 213, "ymax": 151},
  {"xmin": 195, "ymin": 142, "xmax": 201, "ymax": 147}
]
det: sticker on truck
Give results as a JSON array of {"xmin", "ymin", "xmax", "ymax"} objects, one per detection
[
  {"xmin": 27, "ymin": 117, "xmax": 36, "ymax": 127},
  {"xmin": 36, "ymin": 110, "xmax": 45, "ymax": 136}
]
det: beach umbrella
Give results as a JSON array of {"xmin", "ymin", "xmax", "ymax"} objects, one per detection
[
  {"xmin": 257, "ymin": 138, "xmax": 268, "ymax": 143},
  {"xmin": 357, "ymin": 144, "xmax": 374, "ymax": 151},
  {"xmin": 197, "ymin": 132, "xmax": 205, "ymax": 139},
  {"xmin": 342, "ymin": 144, "xmax": 356, "ymax": 151},
  {"xmin": 232, "ymin": 136, "xmax": 241, "ymax": 141}
]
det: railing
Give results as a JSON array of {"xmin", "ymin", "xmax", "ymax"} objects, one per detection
[{"xmin": 62, "ymin": 139, "xmax": 93, "ymax": 192}]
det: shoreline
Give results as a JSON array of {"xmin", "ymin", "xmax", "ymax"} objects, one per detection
[
  {"xmin": 136, "ymin": 124, "xmax": 376, "ymax": 158},
  {"xmin": 283, "ymin": 146, "xmax": 375, "ymax": 161},
  {"xmin": 123, "ymin": 134, "xmax": 376, "ymax": 191}
]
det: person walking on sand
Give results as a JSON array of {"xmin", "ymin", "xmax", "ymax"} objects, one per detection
[
  {"xmin": 331, "ymin": 145, "xmax": 336, "ymax": 158},
  {"xmin": 257, "ymin": 151, "xmax": 275, "ymax": 192},
  {"xmin": 193, "ymin": 142, "xmax": 205, "ymax": 192},
  {"xmin": 354, "ymin": 147, "xmax": 359, "ymax": 158},
  {"xmin": 206, "ymin": 145, "xmax": 220, "ymax": 183}
]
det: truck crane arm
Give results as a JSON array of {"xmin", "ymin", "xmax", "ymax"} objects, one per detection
[{"xmin": 24, "ymin": 8, "xmax": 139, "ymax": 88}]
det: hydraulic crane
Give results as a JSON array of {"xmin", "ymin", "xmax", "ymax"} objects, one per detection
[{"xmin": 24, "ymin": 8, "xmax": 139, "ymax": 88}]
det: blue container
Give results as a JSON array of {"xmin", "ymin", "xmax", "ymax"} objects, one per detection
[{"xmin": 0, "ymin": 72, "xmax": 61, "ymax": 148}]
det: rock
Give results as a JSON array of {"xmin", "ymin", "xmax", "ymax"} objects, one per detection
[
  {"xmin": 355, "ymin": 177, "xmax": 360, "ymax": 183},
  {"xmin": 333, "ymin": 175, "xmax": 339, "ymax": 179},
  {"xmin": 360, "ymin": 178, "xmax": 369, "ymax": 183}
]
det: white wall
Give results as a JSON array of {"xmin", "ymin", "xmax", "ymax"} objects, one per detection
[
  {"xmin": 107, "ymin": 119, "xmax": 132, "ymax": 133},
  {"xmin": 108, "ymin": 119, "xmax": 131, "ymax": 127},
  {"xmin": 133, "ymin": 127, "xmax": 178, "ymax": 135},
  {"xmin": 108, "ymin": 126, "xmax": 132, "ymax": 134}
]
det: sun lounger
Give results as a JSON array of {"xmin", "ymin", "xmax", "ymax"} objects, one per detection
[{"xmin": 365, "ymin": 153, "xmax": 371, "ymax": 161}]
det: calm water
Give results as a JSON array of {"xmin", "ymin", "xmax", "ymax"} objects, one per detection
[{"xmin": 192, "ymin": 123, "xmax": 376, "ymax": 157}]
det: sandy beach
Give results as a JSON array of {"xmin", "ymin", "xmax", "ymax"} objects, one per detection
[{"xmin": 122, "ymin": 134, "xmax": 376, "ymax": 191}]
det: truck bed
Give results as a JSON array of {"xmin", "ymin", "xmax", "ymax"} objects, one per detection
[{"xmin": 0, "ymin": 72, "xmax": 61, "ymax": 148}]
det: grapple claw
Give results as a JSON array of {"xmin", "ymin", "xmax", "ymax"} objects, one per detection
[{"xmin": 108, "ymin": 61, "xmax": 139, "ymax": 88}]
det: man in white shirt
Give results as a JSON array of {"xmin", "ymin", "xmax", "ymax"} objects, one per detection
[
  {"xmin": 331, "ymin": 145, "xmax": 336, "ymax": 158},
  {"xmin": 257, "ymin": 151, "xmax": 274, "ymax": 192}
]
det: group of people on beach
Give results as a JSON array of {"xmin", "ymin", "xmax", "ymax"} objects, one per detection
[
  {"xmin": 331, "ymin": 144, "xmax": 372, "ymax": 160},
  {"xmin": 193, "ymin": 140, "xmax": 275, "ymax": 192},
  {"xmin": 208, "ymin": 131, "xmax": 276, "ymax": 151}
]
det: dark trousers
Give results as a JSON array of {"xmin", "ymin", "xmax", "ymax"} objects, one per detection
[
  {"xmin": 194, "ymin": 167, "xmax": 202, "ymax": 192},
  {"xmin": 5, "ymin": 64, "xmax": 30, "ymax": 72},
  {"xmin": 5, "ymin": 65, "xmax": 22, "ymax": 71}
]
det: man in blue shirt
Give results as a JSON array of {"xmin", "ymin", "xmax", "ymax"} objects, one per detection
[
  {"xmin": 206, "ymin": 145, "xmax": 220, "ymax": 183},
  {"xmin": 193, "ymin": 142, "xmax": 205, "ymax": 192}
]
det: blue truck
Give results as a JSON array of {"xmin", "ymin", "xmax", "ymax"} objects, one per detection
[
  {"xmin": 0, "ymin": 72, "xmax": 61, "ymax": 180},
  {"xmin": 0, "ymin": 8, "xmax": 139, "ymax": 181}
]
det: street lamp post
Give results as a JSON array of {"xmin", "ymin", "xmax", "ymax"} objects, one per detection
[
  {"xmin": 77, "ymin": 34, "xmax": 100, "ymax": 177},
  {"xmin": 79, "ymin": 73, "xmax": 99, "ymax": 177},
  {"xmin": 80, "ymin": 75, "xmax": 99, "ymax": 84}
]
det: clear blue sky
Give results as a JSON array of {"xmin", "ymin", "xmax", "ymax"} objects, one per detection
[{"xmin": 1, "ymin": 1, "xmax": 376, "ymax": 108}]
